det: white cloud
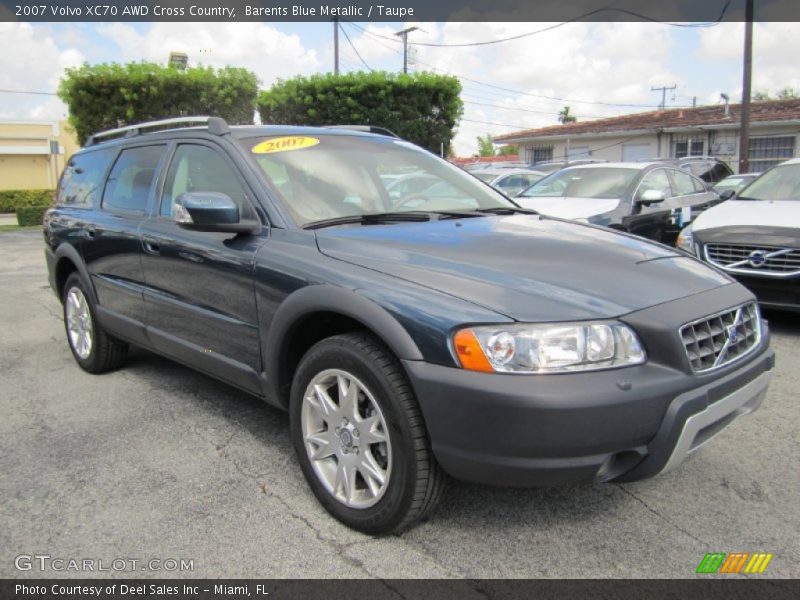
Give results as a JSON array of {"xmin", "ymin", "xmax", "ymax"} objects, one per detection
[
  {"xmin": 0, "ymin": 22, "xmax": 84, "ymax": 120},
  {"xmin": 401, "ymin": 22, "xmax": 682, "ymax": 155},
  {"xmin": 697, "ymin": 21, "xmax": 800, "ymax": 98},
  {"xmin": 4, "ymin": 20, "xmax": 785, "ymax": 158},
  {"xmin": 97, "ymin": 22, "xmax": 321, "ymax": 87}
]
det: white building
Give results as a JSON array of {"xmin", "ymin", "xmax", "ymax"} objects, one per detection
[{"xmin": 493, "ymin": 99, "xmax": 800, "ymax": 173}]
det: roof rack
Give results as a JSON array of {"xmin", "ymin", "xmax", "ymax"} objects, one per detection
[
  {"xmin": 324, "ymin": 125, "xmax": 399, "ymax": 138},
  {"xmin": 85, "ymin": 116, "xmax": 229, "ymax": 146}
]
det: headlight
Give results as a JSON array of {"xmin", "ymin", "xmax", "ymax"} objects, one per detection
[
  {"xmin": 676, "ymin": 225, "xmax": 696, "ymax": 255},
  {"xmin": 453, "ymin": 321, "xmax": 646, "ymax": 374}
]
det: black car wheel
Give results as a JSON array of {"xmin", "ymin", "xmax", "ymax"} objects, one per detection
[
  {"xmin": 62, "ymin": 273, "xmax": 128, "ymax": 373},
  {"xmin": 290, "ymin": 332, "xmax": 445, "ymax": 535}
]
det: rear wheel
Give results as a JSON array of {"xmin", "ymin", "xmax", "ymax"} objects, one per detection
[
  {"xmin": 62, "ymin": 273, "xmax": 128, "ymax": 373},
  {"xmin": 290, "ymin": 332, "xmax": 445, "ymax": 534}
]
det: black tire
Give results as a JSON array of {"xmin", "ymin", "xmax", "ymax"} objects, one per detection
[
  {"xmin": 62, "ymin": 272, "xmax": 128, "ymax": 373},
  {"xmin": 290, "ymin": 332, "xmax": 445, "ymax": 535}
]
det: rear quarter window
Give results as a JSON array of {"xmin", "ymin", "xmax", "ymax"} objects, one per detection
[{"xmin": 56, "ymin": 149, "xmax": 115, "ymax": 208}]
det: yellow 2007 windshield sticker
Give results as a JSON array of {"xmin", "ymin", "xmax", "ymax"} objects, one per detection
[{"xmin": 252, "ymin": 136, "xmax": 320, "ymax": 154}]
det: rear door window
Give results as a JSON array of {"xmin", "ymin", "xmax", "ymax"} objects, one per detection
[
  {"xmin": 57, "ymin": 149, "xmax": 116, "ymax": 207},
  {"xmin": 102, "ymin": 145, "xmax": 166, "ymax": 214}
]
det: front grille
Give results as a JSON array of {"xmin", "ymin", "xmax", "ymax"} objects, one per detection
[
  {"xmin": 680, "ymin": 303, "xmax": 761, "ymax": 373},
  {"xmin": 705, "ymin": 243, "xmax": 800, "ymax": 276}
]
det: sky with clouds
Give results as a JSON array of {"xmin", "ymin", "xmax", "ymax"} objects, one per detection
[{"xmin": 1, "ymin": 20, "xmax": 799, "ymax": 155}]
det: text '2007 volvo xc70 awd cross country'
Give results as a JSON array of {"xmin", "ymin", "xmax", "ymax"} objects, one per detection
[{"xmin": 44, "ymin": 117, "xmax": 775, "ymax": 534}]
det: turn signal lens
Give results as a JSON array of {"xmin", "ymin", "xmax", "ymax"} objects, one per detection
[{"xmin": 453, "ymin": 328, "xmax": 494, "ymax": 373}]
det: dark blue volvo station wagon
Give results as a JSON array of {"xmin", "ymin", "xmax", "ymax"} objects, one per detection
[{"xmin": 45, "ymin": 117, "xmax": 774, "ymax": 534}]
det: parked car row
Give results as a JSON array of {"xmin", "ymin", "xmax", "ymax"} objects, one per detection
[
  {"xmin": 44, "ymin": 119, "xmax": 776, "ymax": 535},
  {"xmin": 513, "ymin": 161, "xmax": 719, "ymax": 244},
  {"xmin": 677, "ymin": 158, "xmax": 800, "ymax": 311}
]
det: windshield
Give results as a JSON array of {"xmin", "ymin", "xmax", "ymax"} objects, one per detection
[
  {"xmin": 738, "ymin": 163, "xmax": 800, "ymax": 201},
  {"xmin": 241, "ymin": 134, "xmax": 514, "ymax": 226},
  {"xmin": 519, "ymin": 167, "xmax": 640, "ymax": 199},
  {"xmin": 473, "ymin": 172, "xmax": 499, "ymax": 183}
]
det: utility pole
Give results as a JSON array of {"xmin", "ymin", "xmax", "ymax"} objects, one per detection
[
  {"xmin": 651, "ymin": 85, "xmax": 676, "ymax": 110},
  {"xmin": 395, "ymin": 26, "xmax": 419, "ymax": 73},
  {"xmin": 333, "ymin": 17, "xmax": 339, "ymax": 75},
  {"xmin": 739, "ymin": 0, "xmax": 754, "ymax": 174}
]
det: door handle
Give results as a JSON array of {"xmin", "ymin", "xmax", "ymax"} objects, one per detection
[
  {"xmin": 144, "ymin": 241, "xmax": 161, "ymax": 254},
  {"xmin": 85, "ymin": 227, "xmax": 96, "ymax": 239}
]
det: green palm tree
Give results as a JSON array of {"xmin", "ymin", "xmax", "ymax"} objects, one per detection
[{"xmin": 558, "ymin": 106, "xmax": 577, "ymax": 124}]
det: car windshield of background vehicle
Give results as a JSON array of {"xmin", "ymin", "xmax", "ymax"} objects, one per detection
[
  {"xmin": 738, "ymin": 163, "xmax": 800, "ymax": 201},
  {"xmin": 241, "ymin": 135, "xmax": 514, "ymax": 226},
  {"xmin": 714, "ymin": 176, "xmax": 750, "ymax": 192},
  {"xmin": 472, "ymin": 172, "xmax": 499, "ymax": 183},
  {"xmin": 518, "ymin": 167, "xmax": 640, "ymax": 199}
]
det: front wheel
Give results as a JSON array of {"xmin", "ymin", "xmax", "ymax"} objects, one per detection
[{"xmin": 290, "ymin": 332, "xmax": 445, "ymax": 534}]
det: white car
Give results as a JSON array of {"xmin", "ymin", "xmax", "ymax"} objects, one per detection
[
  {"xmin": 471, "ymin": 168, "xmax": 547, "ymax": 197},
  {"xmin": 677, "ymin": 158, "xmax": 800, "ymax": 311}
]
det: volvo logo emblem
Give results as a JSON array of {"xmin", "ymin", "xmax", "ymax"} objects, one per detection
[
  {"xmin": 748, "ymin": 250, "xmax": 767, "ymax": 268},
  {"xmin": 714, "ymin": 308, "xmax": 745, "ymax": 367}
]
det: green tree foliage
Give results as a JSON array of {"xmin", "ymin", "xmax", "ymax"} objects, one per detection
[
  {"xmin": 497, "ymin": 144, "xmax": 518, "ymax": 156},
  {"xmin": 59, "ymin": 62, "xmax": 259, "ymax": 143},
  {"xmin": 476, "ymin": 133, "xmax": 495, "ymax": 157},
  {"xmin": 558, "ymin": 106, "xmax": 577, "ymax": 124},
  {"xmin": 0, "ymin": 189, "xmax": 53, "ymax": 213},
  {"xmin": 16, "ymin": 206, "xmax": 48, "ymax": 227},
  {"xmin": 257, "ymin": 71, "xmax": 463, "ymax": 154},
  {"xmin": 751, "ymin": 87, "xmax": 799, "ymax": 101}
]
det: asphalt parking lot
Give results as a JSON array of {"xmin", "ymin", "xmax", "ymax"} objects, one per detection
[{"xmin": 1, "ymin": 229, "xmax": 798, "ymax": 580}]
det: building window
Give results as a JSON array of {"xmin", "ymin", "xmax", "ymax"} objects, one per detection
[
  {"xmin": 672, "ymin": 136, "xmax": 705, "ymax": 158},
  {"xmin": 748, "ymin": 136, "xmax": 796, "ymax": 172},
  {"xmin": 527, "ymin": 146, "xmax": 553, "ymax": 164}
]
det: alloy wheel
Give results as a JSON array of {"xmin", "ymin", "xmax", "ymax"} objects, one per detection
[{"xmin": 300, "ymin": 368, "xmax": 392, "ymax": 509}]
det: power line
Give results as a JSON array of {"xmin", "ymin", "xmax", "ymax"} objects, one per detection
[
  {"xmin": 345, "ymin": 22, "xmax": 678, "ymax": 110},
  {"xmin": 463, "ymin": 98, "xmax": 609, "ymax": 120},
  {"xmin": 0, "ymin": 89, "xmax": 58, "ymax": 95},
  {"xmin": 338, "ymin": 22, "xmax": 373, "ymax": 71},
  {"xmin": 348, "ymin": 2, "xmax": 730, "ymax": 49}
]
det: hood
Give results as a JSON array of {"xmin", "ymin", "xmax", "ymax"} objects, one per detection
[
  {"xmin": 316, "ymin": 215, "xmax": 731, "ymax": 322},
  {"xmin": 514, "ymin": 196, "xmax": 620, "ymax": 219},
  {"xmin": 693, "ymin": 199, "xmax": 800, "ymax": 232}
]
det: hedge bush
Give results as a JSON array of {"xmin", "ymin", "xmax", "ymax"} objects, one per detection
[
  {"xmin": 16, "ymin": 206, "xmax": 48, "ymax": 227},
  {"xmin": 0, "ymin": 189, "xmax": 54, "ymax": 213},
  {"xmin": 59, "ymin": 62, "xmax": 259, "ymax": 143},
  {"xmin": 257, "ymin": 71, "xmax": 463, "ymax": 155}
]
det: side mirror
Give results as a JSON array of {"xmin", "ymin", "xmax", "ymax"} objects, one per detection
[
  {"xmin": 718, "ymin": 189, "xmax": 736, "ymax": 201},
  {"xmin": 638, "ymin": 189, "xmax": 666, "ymax": 205},
  {"xmin": 174, "ymin": 192, "xmax": 259, "ymax": 234}
]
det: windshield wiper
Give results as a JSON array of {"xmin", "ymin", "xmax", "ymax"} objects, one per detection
[
  {"xmin": 304, "ymin": 211, "xmax": 435, "ymax": 230},
  {"xmin": 303, "ymin": 207, "xmax": 531, "ymax": 230},
  {"xmin": 476, "ymin": 206, "xmax": 538, "ymax": 215}
]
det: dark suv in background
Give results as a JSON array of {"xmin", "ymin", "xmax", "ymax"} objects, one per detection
[
  {"xmin": 642, "ymin": 156, "xmax": 733, "ymax": 185},
  {"xmin": 45, "ymin": 117, "xmax": 774, "ymax": 534}
]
